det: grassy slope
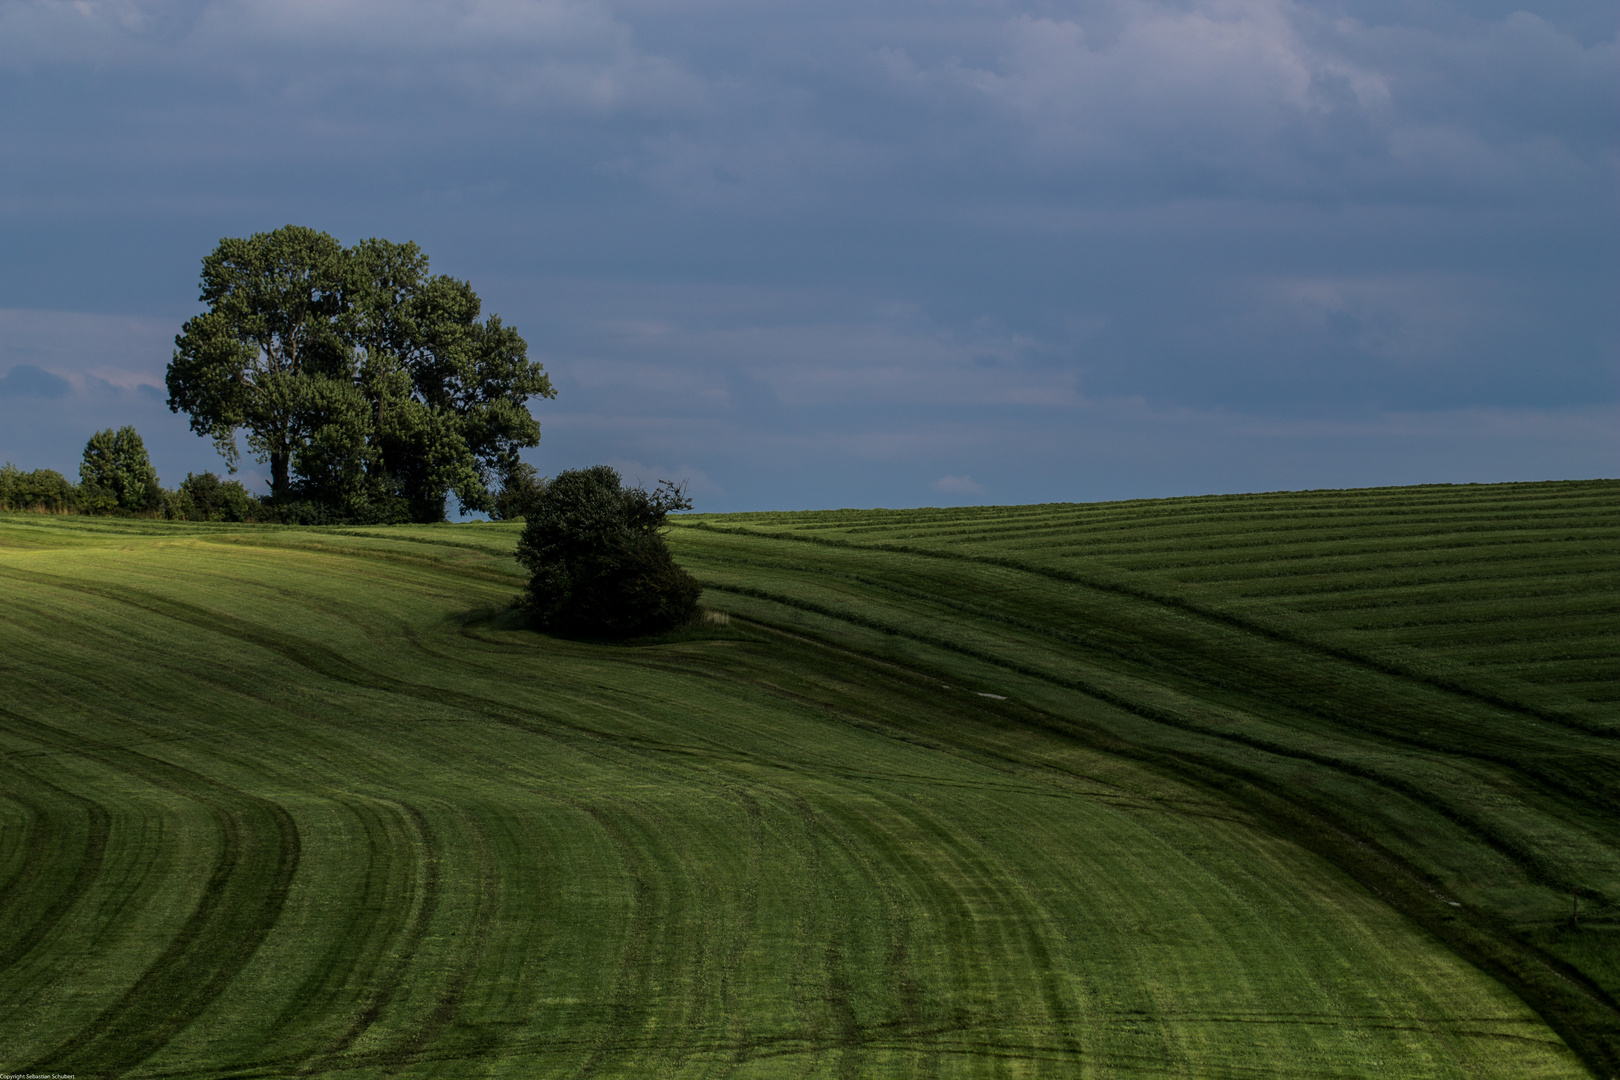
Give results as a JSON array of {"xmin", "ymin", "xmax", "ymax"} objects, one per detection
[
  {"xmin": 0, "ymin": 481, "xmax": 1609, "ymax": 1078},
  {"xmin": 673, "ymin": 479, "xmax": 1620, "ymax": 1072}
]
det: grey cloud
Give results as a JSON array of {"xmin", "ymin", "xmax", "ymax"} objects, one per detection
[
  {"xmin": 6, "ymin": 0, "xmax": 1610, "ymax": 219},
  {"xmin": 1335, "ymin": 10, "xmax": 1618, "ymax": 151},
  {"xmin": 0, "ymin": 0, "xmax": 709, "ymax": 116},
  {"xmin": 0, "ymin": 0, "xmax": 1612, "ymax": 510},
  {"xmin": 533, "ymin": 389, "xmax": 1619, "ymax": 512},
  {"xmin": 875, "ymin": 2, "xmax": 1617, "ymax": 205},
  {"xmin": 0, "ymin": 364, "xmax": 71, "ymax": 398},
  {"xmin": 932, "ymin": 474, "xmax": 987, "ymax": 497}
]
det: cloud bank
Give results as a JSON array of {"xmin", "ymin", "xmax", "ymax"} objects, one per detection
[{"xmin": 0, "ymin": 0, "xmax": 1613, "ymax": 508}]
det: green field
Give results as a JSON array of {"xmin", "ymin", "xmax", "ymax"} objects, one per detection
[{"xmin": 1, "ymin": 479, "xmax": 1615, "ymax": 1078}]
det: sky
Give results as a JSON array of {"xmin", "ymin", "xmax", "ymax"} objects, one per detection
[{"xmin": 0, "ymin": 0, "xmax": 1614, "ymax": 512}]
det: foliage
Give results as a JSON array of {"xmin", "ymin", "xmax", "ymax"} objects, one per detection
[
  {"xmin": 6, "ymin": 434, "xmax": 268, "ymax": 521},
  {"xmin": 170, "ymin": 471, "xmax": 261, "ymax": 522},
  {"xmin": 5, "ymin": 430, "xmax": 267, "ymax": 520},
  {"xmin": 79, "ymin": 426, "xmax": 161, "ymax": 514},
  {"xmin": 167, "ymin": 226, "xmax": 555, "ymax": 524},
  {"xmin": 0, "ymin": 463, "xmax": 78, "ymax": 512},
  {"xmin": 514, "ymin": 465, "xmax": 701, "ymax": 637},
  {"xmin": 490, "ymin": 461, "xmax": 545, "ymax": 521}
]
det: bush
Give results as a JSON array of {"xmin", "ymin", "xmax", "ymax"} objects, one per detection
[
  {"xmin": 0, "ymin": 464, "xmax": 79, "ymax": 512},
  {"xmin": 254, "ymin": 497, "xmax": 355, "ymax": 526},
  {"xmin": 172, "ymin": 472, "xmax": 261, "ymax": 522},
  {"xmin": 514, "ymin": 465, "xmax": 701, "ymax": 638}
]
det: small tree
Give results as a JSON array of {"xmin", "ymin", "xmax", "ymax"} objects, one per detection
[
  {"xmin": 79, "ymin": 427, "xmax": 161, "ymax": 513},
  {"xmin": 491, "ymin": 461, "xmax": 546, "ymax": 521},
  {"xmin": 515, "ymin": 465, "xmax": 701, "ymax": 638}
]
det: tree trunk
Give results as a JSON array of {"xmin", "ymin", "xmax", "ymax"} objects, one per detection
[{"xmin": 271, "ymin": 452, "xmax": 290, "ymax": 499}]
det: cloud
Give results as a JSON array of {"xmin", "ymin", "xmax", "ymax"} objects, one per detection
[
  {"xmin": 932, "ymin": 474, "xmax": 987, "ymax": 496},
  {"xmin": 531, "ymin": 278, "xmax": 1085, "ymax": 422},
  {"xmin": 0, "ymin": 308, "xmax": 174, "ymax": 378},
  {"xmin": 959, "ymin": 5, "xmax": 1330, "ymax": 147},
  {"xmin": 0, "ymin": 0, "xmax": 707, "ymax": 116},
  {"xmin": 0, "ymin": 0, "xmax": 1612, "ymax": 512},
  {"xmin": 0, "ymin": 364, "xmax": 71, "ymax": 398},
  {"xmin": 862, "ymin": 0, "xmax": 1619, "ymax": 204}
]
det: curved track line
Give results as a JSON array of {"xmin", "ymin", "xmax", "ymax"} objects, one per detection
[
  {"xmin": 0, "ymin": 763, "xmax": 110, "ymax": 976},
  {"xmin": 698, "ymin": 598, "xmax": 1620, "ymax": 1076},
  {"xmin": 677, "ymin": 522, "xmax": 1614, "ymax": 738}
]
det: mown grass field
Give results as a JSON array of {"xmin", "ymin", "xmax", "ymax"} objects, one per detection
[{"xmin": 1, "ymin": 479, "xmax": 1615, "ymax": 1078}]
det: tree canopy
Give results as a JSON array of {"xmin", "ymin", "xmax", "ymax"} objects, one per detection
[
  {"xmin": 167, "ymin": 226, "xmax": 554, "ymax": 523},
  {"xmin": 79, "ymin": 426, "xmax": 161, "ymax": 514},
  {"xmin": 491, "ymin": 461, "xmax": 546, "ymax": 522},
  {"xmin": 514, "ymin": 466, "xmax": 701, "ymax": 638},
  {"xmin": 174, "ymin": 472, "xmax": 256, "ymax": 522},
  {"xmin": 0, "ymin": 464, "xmax": 77, "ymax": 513}
]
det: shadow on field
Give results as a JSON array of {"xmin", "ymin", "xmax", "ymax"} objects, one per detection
[{"xmin": 456, "ymin": 604, "xmax": 765, "ymax": 648}]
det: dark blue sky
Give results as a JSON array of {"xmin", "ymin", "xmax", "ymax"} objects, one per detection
[{"xmin": 1, "ymin": 0, "xmax": 1614, "ymax": 510}]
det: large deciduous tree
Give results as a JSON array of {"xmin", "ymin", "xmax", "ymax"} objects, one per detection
[
  {"xmin": 167, "ymin": 226, "xmax": 554, "ymax": 522},
  {"xmin": 167, "ymin": 226, "xmax": 348, "ymax": 501},
  {"xmin": 347, "ymin": 239, "xmax": 551, "ymax": 522}
]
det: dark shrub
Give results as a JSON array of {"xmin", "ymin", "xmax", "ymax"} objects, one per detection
[
  {"xmin": 514, "ymin": 465, "xmax": 700, "ymax": 638},
  {"xmin": 0, "ymin": 464, "xmax": 78, "ymax": 512},
  {"xmin": 175, "ymin": 472, "xmax": 260, "ymax": 522},
  {"xmin": 256, "ymin": 498, "xmax": 352, "ymax": 526}
]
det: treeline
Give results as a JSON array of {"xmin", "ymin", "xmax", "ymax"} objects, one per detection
[
  {"xmin": 1, "ymin": 426, "xmax": 261, "ymax": 522},
  {"xmin": 6, "ymin": 225, "xmax": 558, "ymax": 527}
]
